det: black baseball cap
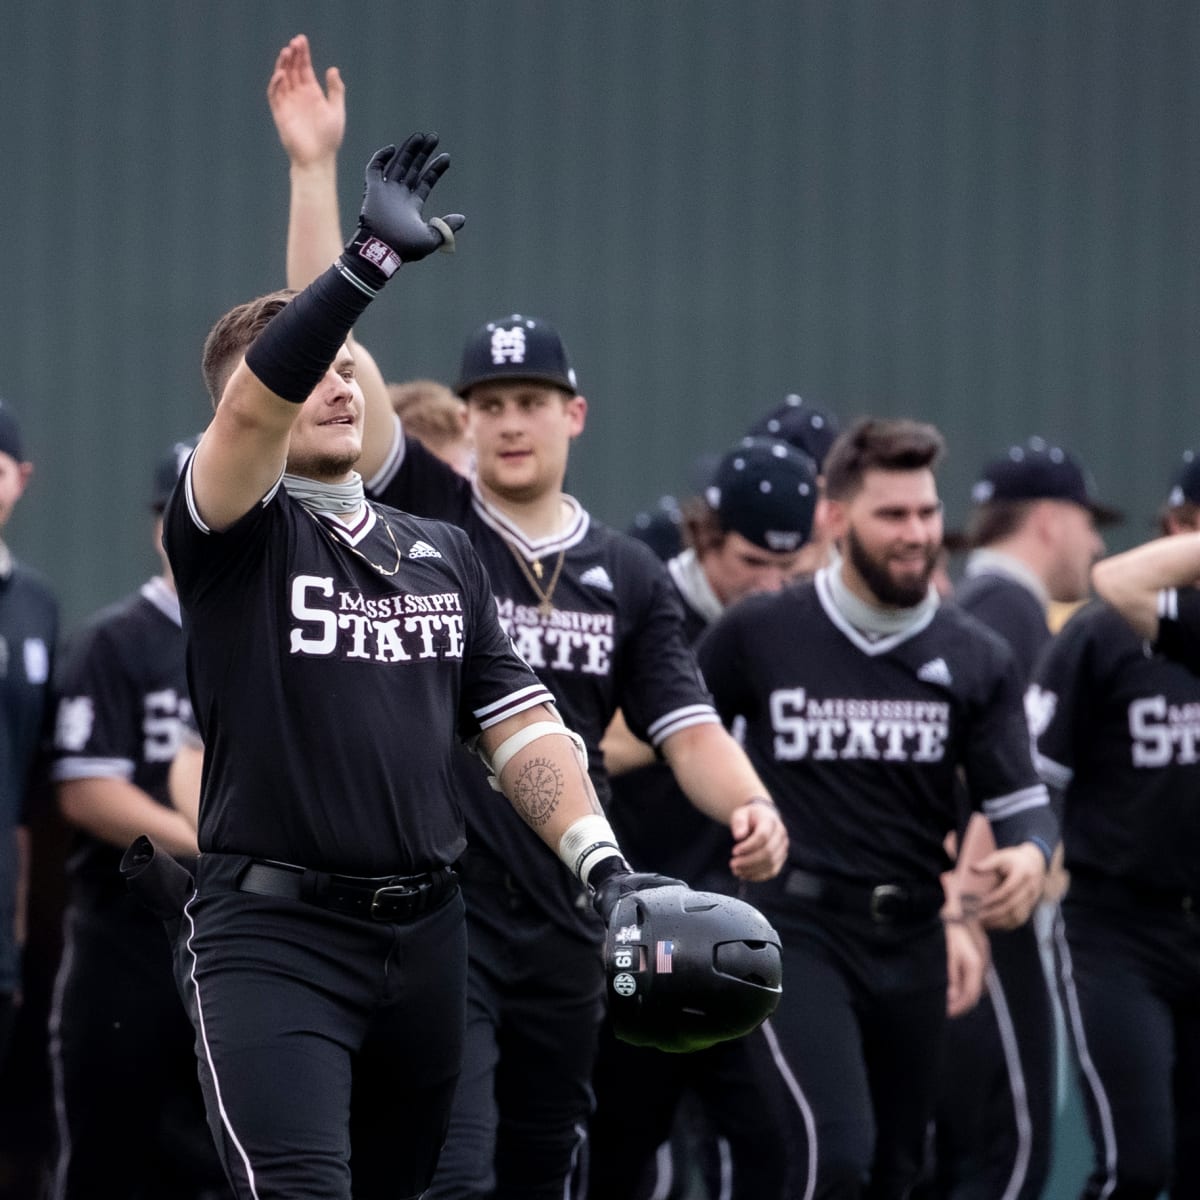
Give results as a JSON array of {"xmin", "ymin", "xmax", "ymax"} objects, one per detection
[
  {"xmin": 1167, "ymin": 450, "xmax": 1200, "ymax": 508},
  {"xmin": 0, "ymin": 400, "xmax": 24, "ymax": 462},
  {"xmin": 151, "ymin": 436, "xmax": 200, "ymax": 513},
  {"xmin": 704, "ymin": 437, "xmax": 818, "ymax": 553},
  {"xmin": 456, "ymin": 314, "xmax": 578, "ymax": 396},
  {"xmin": 628, "ymin": 495, "xmax": 683, "ymax": 562},
  {"xmin": 970, "ymin": 437, "xmax": 1122, "ymax": 526},
  {"xmin": 746, "ymin": 394, "xmax": 840, "ymax": 470}
]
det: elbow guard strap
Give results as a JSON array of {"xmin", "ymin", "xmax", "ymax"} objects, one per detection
[{"xmin": 485, "ymin": 721, "xmax": 588, "ymax": 792}]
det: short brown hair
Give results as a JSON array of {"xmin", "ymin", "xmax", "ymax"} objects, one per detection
[
  {"xmin": 965, "ymin": 498, "xmax": 1038, "ymax": 548},
  {"xmin": 679, "ymin": 495, "xmax": 726, "ymax": 556},
  {"xmin": 201, "ymin": 289, "xmax": 296, "ymax": 407},
  {"xmin": 387, "ymin": 379, "xmax": 468, "ymax": 450},
  {"xmin": 823, "ymin": 417, "xmax": 945, "ymax": 501}
]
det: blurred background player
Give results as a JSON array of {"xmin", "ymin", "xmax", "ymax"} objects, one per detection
[
  {"xmin": 0, "ymin": 399, "xmax": 57, "ymax": 1066},
  {"xmin": 627, "ymin": 494, "xmax": 684, "ymax": 563},
  {"xmin": 925, "ymin": 438, "xmax": 1118, "ymax": 1200},
  {"xmin": 696, "ymin": 417, "xmax": 1056, "ymax": 1198},
  {"xmin": 47, "ymin": 439, "xmax": 226, "ymax": 1199},
  {"xmin": 386, "ymin": 378, "xmax": 473, "ymax": 477},
  {"xmin": 746, "ymin": 392, "xmax": 840, "ymax": 582},
  {"xmin": 268, "ymin": 35, "xmax": 787, "ymax": 1199},
  {"xmin": 591, "ymin": 435, "xmax": 817, "ymax": 1200},
  {"xmin": 1029, "ymin": 449, "xmax": 1200, "ymax": 1199}
]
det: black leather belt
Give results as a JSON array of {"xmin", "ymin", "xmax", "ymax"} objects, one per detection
[
  {"xmin": 1068, "ymin": 868, "xmax": 1200, "ymax": 917},
  {"xmin": 784, "ymin": 869, "xmax": 943, "ymax": 924},
  {"xmin": 239, "ymin": 860, "xmax": 458, "ymax": 923}
]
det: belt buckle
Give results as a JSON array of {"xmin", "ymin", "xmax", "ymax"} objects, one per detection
[
  {"xmin": 371, "ymin": 880, "xmax": 422, "ymax": 920},
  {"xmin": 870, "ymin": 883, "xmax": 905, "ymax": 923}
]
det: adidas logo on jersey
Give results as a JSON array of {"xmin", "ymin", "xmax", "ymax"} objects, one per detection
[
  {"xmin": 580, "ymin": 565, "xmax": 614, "ymax": 591},
  {"xmin": 408, "ymin": 540, "xmax": 442, "ymax": 559},
  {"xmin": 916, "ymin": 658, "xmax": 952, "ymax": 686}
]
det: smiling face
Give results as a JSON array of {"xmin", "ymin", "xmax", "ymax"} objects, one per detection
[
  {"xmin": 464, "ymin": 381, "xmax": 586, "ymax": 504},
  {"xmin": 828, "ymin": 467, "xmax": 944, "ymax": 607},
  {"xmin": 284, "ymin": 343, "xmax": 364, "ymax": 481}
]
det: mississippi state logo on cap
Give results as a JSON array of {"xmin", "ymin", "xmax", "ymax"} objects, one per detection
[{"xmin": 455, "ymin": 315, "xmax": 578, "ymax": 396}]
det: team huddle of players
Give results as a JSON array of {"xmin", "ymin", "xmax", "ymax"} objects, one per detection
[{"xmin": 2, "ymin": 31, "xmax": 1198, "ymax": 1200}]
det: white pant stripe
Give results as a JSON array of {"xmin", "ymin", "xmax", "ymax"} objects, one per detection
[{"xmin": 762, "ymin": 1017, "xmax": 818, "ymax": 1200}]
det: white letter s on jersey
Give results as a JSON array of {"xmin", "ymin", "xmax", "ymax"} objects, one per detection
[{"xmin": 290, "ymin": 576, "xmax": 336, "ymax": 656}]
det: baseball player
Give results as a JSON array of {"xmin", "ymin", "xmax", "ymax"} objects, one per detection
[
  {"xmin": 0, "ymin": 400, "xmax": 57, "ymax": 1066},
  {"xmin": 589, "ymin": 436, "xmax": 818, "ymax": 1200},
  {"xmin": 1028, "ymin": 450, "xmax": 1200, "ymax": 1199},
  {"xmin": 926, "ymin": 438, "xmax": 1117, "ymax": 1200},
  {"xmin": 695, "ymin": 417, "xmax": 1057, "ymax": 1199},
  {"xmin": 162, "ymin": 126, "xmax": 682, "ymax": 1200},
  {"xmin": 48, "ymin": 439, "xmax": 225, "ymax": 1198},
  {"xmin": 746, "ymin": 393, "xmax": 841, "ymax": 582},
  {"xmin": 267, "ymin": 35, "xmax": 787, "ymax": 1198}
]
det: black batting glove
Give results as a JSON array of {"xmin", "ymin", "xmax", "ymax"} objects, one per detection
[
  {"xmin": 340, "ymin": 132, "xmax": 465, "ymax": 292},
  {"xmin": 590, "ymin": 861, "xmax": 688, "ymax": 927}
]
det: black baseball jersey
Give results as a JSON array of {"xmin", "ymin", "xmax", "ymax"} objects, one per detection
[
  {"xmin": 696, "ymin": 568, "xmax": 1055, "ymax": 884},
  {"xmin": 1030, "ymin": 600, "xmax": 1200, "ymax": 892},
  {"xmin": 1154, "ymin": 585, "xmax": 1200, "ymax": 676},
  {"xmin": 0, "ymin": 555, "xmax": 57, "ymax": 992},
  {"xmin": 165, "ymin": 461, "xmax": 554, "ymax": 877},
  {"xmin": 51, "ymin": 577, "xmax": 188, "ymax": 906},
  {"xmin": 608, "ymin": 551, "xmax": 734, "ymax": 890},
  {"xmin": 954, "ymin": 562, "xmax": 1050, "ymax": 683},
  {"xmin": 369, "ymin": 424, "xmax": 719, "ymax": 937}
]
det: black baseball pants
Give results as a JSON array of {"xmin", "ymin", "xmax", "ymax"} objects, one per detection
[
  {"xmin": 424, "ymin": 865, "xmax": 605, "ymax": 1200},
  {"xmin": 761, "ymin": 894, "xmax": 948, "ymax": 1200},
  {"xmin": 1056, "ymin": 889, "xmax": 1200, "ymax": 1200},
  {"xmin": 49, "ymin": 894, "xmax": 227, "ymax": 1200},
  {"xmin": 177, "ymin": 852, "xmax": 466, "ymax": 1200},
  {"xmin": 919, "ymin": 915, "xmax": 1056, "ymax": 1199},
  {"xmin": 587, "ymin": 1015, "xmax": 788, "ymax": 1199}
]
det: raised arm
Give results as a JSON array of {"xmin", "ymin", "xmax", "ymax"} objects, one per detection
[
  {"xmin": 1092, "ymin": 531, "xmax": 1200, "ymax": 641},
  {"xmin": 192, "ymin": 132, "xmax": 464, "ymax": 530},
  {"xmin": 267, "ymin": 34, "xmax": 397, "ymax": 481}
]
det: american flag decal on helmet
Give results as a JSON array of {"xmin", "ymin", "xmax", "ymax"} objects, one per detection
[{"xmin": 656, "ymin": 940, "xmax": 674, "ymax": 974}]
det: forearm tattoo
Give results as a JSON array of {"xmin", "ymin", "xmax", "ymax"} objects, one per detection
[{"xmin": 512, "ymin": 756, "xmax": 564, "ymax": 828}]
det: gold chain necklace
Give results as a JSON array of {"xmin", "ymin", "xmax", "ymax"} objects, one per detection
[
  {"xmin": 306, "ymin": 506, "xmax": 404, "ymax": 577},
  {"xmin": 503, "ymin": 536, "xmax": 567, "ymax": 617}
]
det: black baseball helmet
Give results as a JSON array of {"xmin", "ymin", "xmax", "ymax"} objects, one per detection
[{"xmin": 604, "ymin": 886, "xmax": 782, "ymax": 1054}]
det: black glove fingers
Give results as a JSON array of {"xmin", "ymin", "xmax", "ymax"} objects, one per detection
[
  {"xmin": 385, "ymin": 132, "xmax": 426, "ymax": 185},
  {"xmin": 413, "ymin": 152, "xmax": 451, "ymax": 203},
  {"xmin": 403, "ymin": 132, "xmax": 441, "ymax": 188}
]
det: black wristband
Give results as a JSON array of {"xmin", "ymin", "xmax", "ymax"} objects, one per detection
[
  {"xmin": 586, "ymin": 854, "xmax": 632, "ymax": 892},
  {"xmin": 244, "ymin": 264, "xmax": 374, "ymax": 405}
]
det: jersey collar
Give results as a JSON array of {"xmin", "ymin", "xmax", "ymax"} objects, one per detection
[
  {"xmin": 815, "ymin": 564, "xmax": 939, "ymax": 656},
  {"xmin": 471, "ymin": 487, "xmax": 590, "ymax": 561}
]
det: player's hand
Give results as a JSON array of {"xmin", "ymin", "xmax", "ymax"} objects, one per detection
[
  {"xmin": 591, "ymin": 869, "xmax": 687, "ymax": 926},
  {"xmin": 342, "ymin": 134, "xmax": 465, "ymax": 289},
  {"xmin": 268, "ymin": 34, "xmax": 345, "ymax": 167},
  {"xmin": 971, "ymin": 842, "xmax": 1047, "ymax": 930},
  {"xmin": 728, "ymin": 798, "xmax": 788, "ymax": 882},
  {"xmin": 944, "ymin": 918, "xmax": 986, "ymax": 1018}
]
